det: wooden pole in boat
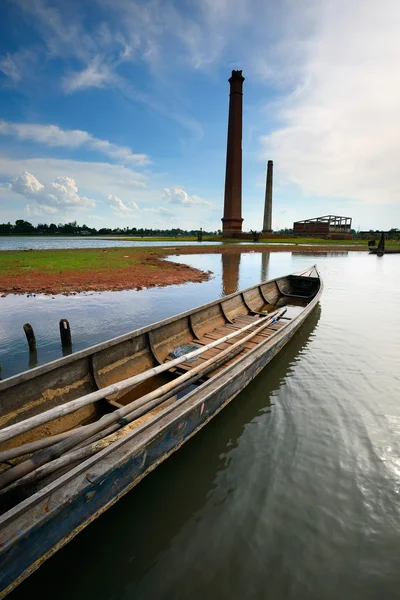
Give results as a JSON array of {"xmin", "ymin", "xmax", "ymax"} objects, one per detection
[
  {"xmin": 23, "ymin": 324, "xmax": 36, "ymax": 352},
  {"xmin": 0, "ymin": 343, "xmax": 245, "ymax": 463},
  {"xmin": 0, "ymin": 309, "xmax": 286, "ymax": 490},
  {"xmin": 0, "ymin": 309, "xmax": 282, "ymax": 446},
  {"xmin": 0, "ymin": 344, "xmax": 247, "ymax": 492}
]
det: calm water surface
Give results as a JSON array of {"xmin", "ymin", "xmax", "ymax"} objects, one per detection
[
  {"xmin": 3, "ymin": 251, "xmax": 400, "ymax": 600},
  {"xmin": 0, "ymin": 236, "xmax": 222, "ymax": 251}
]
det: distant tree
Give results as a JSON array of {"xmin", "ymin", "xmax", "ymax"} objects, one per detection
[
  {"xmin": 37, "ymin": 223, "xmax": 49, "ymax": 234},
  {"xmin": 274, "ymin": 227, "xmax": 293, "ymax": 234},
  {"xmin": 0, "ymin": 219, "xmax": 220, "ymax": 237},
  {"xmin": 0, "ymin": 222, "xmax": 13, "ymax": 234},
  {"xmin": 15, "ymin": 219, "xmax": 35, "ymax": 234}
]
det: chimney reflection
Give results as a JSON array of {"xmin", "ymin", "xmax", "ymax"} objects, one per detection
[
  {"xmin": 221, "ymin": 253, "xmax": 241, "ymax": 296},
  {"xmin": 261, "ymin": 252, "xmax": 270, "ymax": 282}
]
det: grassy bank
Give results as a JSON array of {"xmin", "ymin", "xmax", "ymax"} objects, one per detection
[
  {"xmin": 0, "ymin": 242, "xmax": 391, "ymax": 296},
  {"xmin": 110, "ymin": 236, "xmax": 400, "ymax": 247},
  {"xmin": 0, "ymin": 247, "xmax": 207, "ymax": 295}
]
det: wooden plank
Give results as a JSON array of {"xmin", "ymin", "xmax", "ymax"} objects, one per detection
[
  {"xmin": 244, "ymin": 341, "xmax": 259, "ymax": 349},
  {"xmin": 242, "ymin": 287, "xmax": 265, "ymax": 311},
  {"xmin": 203, "ymin": 331, "xmax": 228, "ymax": 340},
  {"xmin": 175, "ymin": 324, "xmax": 276, "ymax": 376},
  {"xmin": 234, "ymin": 315, "xmax": 258, "ymax": 324}
]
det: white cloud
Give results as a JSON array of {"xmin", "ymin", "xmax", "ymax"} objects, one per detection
[
  {"xmin": 163, "ymin": 186, "xmax": 212, "ymax": 207},
  {"xmin": 0, "ymin": 49, "xmax": 37, "ymax": 82},
  {"xmin": 26, "ymin": 203, "xmax": 58, "ymax": 216},
  {"xmin": 0, "ymin": 160, "xmax": 183, "ymax": 227},
  {"xmin": 106, "ymin": 194, "xmax": 139, "ymax": 213},
  {"xmin": 0, "ymin": 54, "xmax": 23, "ymax": 82},
  {"xmin": 261, "ymin": 0, "xmax": 400, "ymax": 207},
  {"xmin": 64, "ymin": 57, "xmax": 117, "ymax": 92},
  {"xmin": 0, "ymin": 156, "xmax": 148, "ymax": 198},
  {"xmin": 142, "ymin": 207, "xmax": 174, "ymax": 216},
  {"xmin": 9, "ymin": 171, "xmax": 95, "ymax": 213},
  {"xmin": 105, "ymin": 194, "xmax": 175, "ymax": 219},
  {"xmin": 0, "ymin": 120, "xmax": 149, "ymax": 166}
]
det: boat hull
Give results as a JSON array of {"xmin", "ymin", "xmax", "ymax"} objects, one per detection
[{"xmin": 0, "ymin": 268, "xmax": 322, "ymax": 597}]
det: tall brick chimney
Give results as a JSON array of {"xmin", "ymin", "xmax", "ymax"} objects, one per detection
[
  {"xmin": 262, "ymin": 160, "xmax": 273, "ymax": 232},
  {"xmin": 222, "ymin": 70, "xmax": 245, "ymax": 237}
]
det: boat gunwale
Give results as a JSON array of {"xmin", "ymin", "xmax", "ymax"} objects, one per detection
[
  {"xmin": 0, "ymin": 266, "xmax": 318, "ymax": 391},
  {"xmin": 0, "ymin": 266, "xmax": 322, "ymax": 531}
]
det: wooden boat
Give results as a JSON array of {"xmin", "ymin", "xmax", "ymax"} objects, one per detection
[
  {"xmin": 370, "ymin": 248, "xmax": 400, "ymax": 254},
  {"xmin": 369, "ymin": 232, "xmax": 400, "ymax": 254},
  {"xmin": 0, "ymin": 265, "xmax": 322, "ymax": 597}
]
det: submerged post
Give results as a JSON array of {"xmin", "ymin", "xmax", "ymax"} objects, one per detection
[
  {"xmin": 59, "ymin": 319, "xmax": 72, "ymax": 350},
  {"xmin": 263, "ymin": 160, "xmax": 273, "ymax": 232},
  {"xmin": 222, "ymin": 70, "xmax": 245, "ymax": 237},
  {"xmin": 377, "ymin": 231, "xmax": 385, "ymax": 257},
  {"xmin": 23, "ymin": 323, "xmax": 36, "ymax": 352}
]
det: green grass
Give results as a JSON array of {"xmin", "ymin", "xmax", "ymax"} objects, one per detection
[
  {"xmin": 94, "ymin": 236, "xmax": 204, "ymax": 242},
  {"xmin": 2, "ymin": 239, "xmax": 399, "ymax": 278},
  {"xmin": 0, "ymin": 247, "xmax": 154, "ymax": 276}
]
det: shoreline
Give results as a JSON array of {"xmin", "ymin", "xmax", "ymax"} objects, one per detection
[{"xmin": 0, "ymin": 244, "xmax": 368, "ymax": 296}]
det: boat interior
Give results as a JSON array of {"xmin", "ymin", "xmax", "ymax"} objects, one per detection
[{"xmin": 0, "ymin": 268, "xmax": 320, "ymax": 510}]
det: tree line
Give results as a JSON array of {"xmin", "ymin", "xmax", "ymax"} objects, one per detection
[
  {"xmin": 1, "ymin": 220, "xmax": 398, "ymax": 237},
  {"xmin": 0, "ymin": 220, "xmax": 219, "ymax": 236}
]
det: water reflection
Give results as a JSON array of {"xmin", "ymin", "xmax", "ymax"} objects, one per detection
[
  {"xmin": 293, "ymin": 251, "xmax": 349, "ymax": 257},
  {"xmin": 11, "ymin": 306, "xmax": 321, "ymax": 600},
  {"xmin": 0, "ymin": 237, "xmax": 223, "ymax": 251},
  {"xmin": 261, "ymin": 251, "xmax": 270, "ymax": 281},
  {"xmin": 0, "ymin": 251, "xmax": 351, "ymax": 380},
  {"xmin": 3, "ymin": 252, "xmax": 400, "ymax": 599},
  {"xmin": 221, "ymin": 253, "xmax": 241, "ymax": 296}
]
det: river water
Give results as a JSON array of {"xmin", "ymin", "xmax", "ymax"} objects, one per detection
[
  {"xmin": 0, "ymin": 236, "xmax": 222, "ymax": 251},
  {"xmin": 4, "ymin": 251, "xmax": 400, "ymax": 600}
]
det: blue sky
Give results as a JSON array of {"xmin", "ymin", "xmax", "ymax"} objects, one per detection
[{"xmin": 0, "ymin": 0, "xmax": 399, "ymax": 231}]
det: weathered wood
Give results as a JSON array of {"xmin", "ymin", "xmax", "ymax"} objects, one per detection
[
  {"xmin": 241, "ymin": 293, "xmax": 253, "ymax": 312},
  {"xmin": 0, "ymin": 270, "xmax": 295, "ymax": 400},
  {"xmin": 0, "ymin": 269, "xmax": 322, "ymax": 596},
  {"xmin": 28, "ymin": 350, "xmax": 38, "ymax": 370},
  {"xmin": 0, "ymin": 310, "xmax": 281, "ymax": 446},
  {"xmin": 59, "ymin": 319, "xmax": 72, "ymax": 349},
  {"xmin": 0, "ymin": 343, "xmax": 247, "ymax": 491},
  {"xmin": 0, "ymin": 341, "xmax": 244, "ymax": 464},
  {"xmin": 0, "ymin": 310, "xmax": 286, "ymax": 489},
  {"xmin": 23, "ymin": 324, "xmax": 36, "ymax": 352},
  {"xmin": 377, "ymin": 231, "xmax": 385, "ymax": 256},
  {"xmin": 0, "ymin": 429, "xmax": 77, "ymax": 462}
]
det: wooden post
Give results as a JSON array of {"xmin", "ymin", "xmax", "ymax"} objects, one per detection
[
  {"xmin": 59, "ymin": 319, "xmax": 72, "ymax": 349},
  {"xmin": 377, "ymin": 231, "xmax": 385, "ymax": 257},
  {"xmin": 29, "ymin": 350, "xmax": 38, "ymax": 369},
  {"xmin": 23, "ymin": 324, "xmax": 36, "ymax": 352}
]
